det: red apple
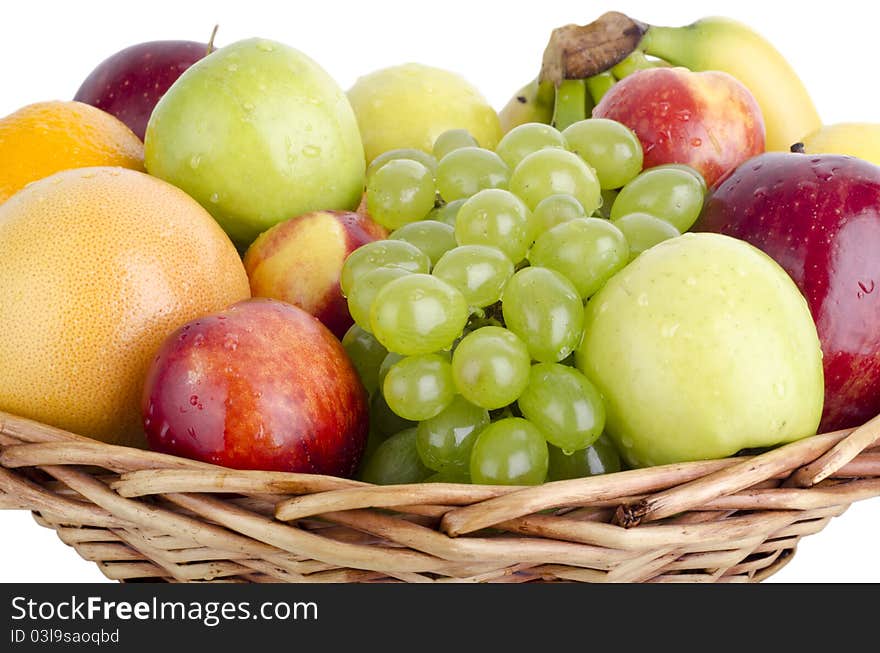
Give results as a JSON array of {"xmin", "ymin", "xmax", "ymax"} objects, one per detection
[
  {"xmin": 593, "ymin": 67, "xmax": 765, "ymax": 187},
  {"xmin": 74, "ymin": 39, "xmax": 211, "ymax": 140},
  {"xmin": 694, "ymin": 152, "xmax": 880, "ymax": 432},
  {"xmin": 243, "ymin": 210, "xmax": 387, "ymax": 339},
  {"xmin": 142, "ymin": 298, "xmax": 369, "ymax": 476}
]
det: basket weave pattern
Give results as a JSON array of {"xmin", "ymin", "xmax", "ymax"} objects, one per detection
[{"xmin": 1, "ymin": 409, "xmax": 879, "ymax": 583}]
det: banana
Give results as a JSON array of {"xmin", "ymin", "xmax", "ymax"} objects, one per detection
[
  {"xmin": 498, "ymin": 14, "xmax": 822, "ymax": 152},
  {"xmin": 639, "ymin": 17, "xmax": 821, "ymax": 151},
  {"xmin": 552, "ymin": 79, "xmax": 590, "ymax": 131},
  {"xmin": 498, "ymin": 77, "xmax": 555, "ymax": 133},
  {"xmin": 798, "ymin": 123, "xmax": 880, "ymax": 166}
]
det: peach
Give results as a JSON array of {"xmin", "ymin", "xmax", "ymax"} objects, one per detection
[
  {"xmin": 142, "ymin": 298, "xmax": 369, "ymax": 476},
  {"xmin": 244, "ymin": 210, "xmax": 387, "ymax": 339},
  {"xmin": 593, "ymin": 67, "xmax": 765, "ymax": 187}
]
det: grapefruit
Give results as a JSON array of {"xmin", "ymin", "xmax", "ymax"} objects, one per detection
[{"xmin": 0, "ymin": 167, "xmax": 251, "ymax": 447}]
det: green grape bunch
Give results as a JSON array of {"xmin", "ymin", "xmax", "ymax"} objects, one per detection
[{"xmin": 343, "ymin": 121, "xmax": 706, "ymax": 486}]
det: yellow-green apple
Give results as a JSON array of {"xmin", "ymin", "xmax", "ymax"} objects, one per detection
[
  {"xmin": 592, "ymin": 67, "xmax": 765, "ymax": 187},
  {"xmin": 576, "ymin": 233, "xmax": 823, "ymax": 468},
  {"xmin": 142, "ymin": 298, "xmax": 369, "ymax": 476},
  {"xmin": 243, "ymin": 210, "xmax": 387, "ymax": 339},
  {"xmin": 145, "ymin": 38, "xmax": 366, "ymax": 247},
  {"xmin": 695, "ymin": 152, "xmax": 880, "ymax": 432}
]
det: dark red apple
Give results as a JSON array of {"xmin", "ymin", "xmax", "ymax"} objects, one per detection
[
  {"xmin": 74, "ymin": 39, "xmax": 211, "ymax": 140},
  {"xmin": 593, "ymin": 67, "xmax": 765, "ymax": 187},
  {"xmin": 142, "ymin": 298, "xmax": 369, "ymax": 476},
  {"xmin": 694, "ymin": 152, "xmax": 880, "ymax": 432}
]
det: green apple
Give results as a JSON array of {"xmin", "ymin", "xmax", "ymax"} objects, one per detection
[
  {"xmin": 347, "ymin": 63, "xmax": 502, "ymax": 164},
  {"xmin": 576, "ymin": 233, "xmax": 824, "ymax": 468},
  {"xmin": 145, "ymin": 38, "xmax": 365, "ymax": 247}
]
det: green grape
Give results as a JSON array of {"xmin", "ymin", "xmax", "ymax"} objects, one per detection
[
  {"xmin": 436, "ymin": 147, "xmax": 509, "ymax": 201},
  {"xmin": 509, "ymin": 148, "xmax": 601, "ymax": 214},
  {"xmin": 495, "ymin": 122, "xmax": 567, "ymax": 170},
  {"xmin": 469, "ymin": 417, "xmax": 548, "ymax": 486},
  {"xmin": 454, "ymin": 189, "xmax": 533, "ymax": 263},
  {"xmin": 451, "ymin": 326, "xmax": 531, "ymax": 410},
  {"xmin": 389, "ymin": 220, "xmax": 457, "ymax": 267},
  {"xmin": 433, "ymin": 129, "xmax": 479, "ymax": 160},
  {"xmin": 610, "ymin": 167, "xmax": 706, "ymax": 232},
  {"xmin": 367, "ymin": 148, "xmax": 438, "ymax": 180},
  {"xmin": 517, "ymin": 363, "xmax": 605, "ymax": 452},
  {"xmin": 529, "ymin": 194, "xmax": 587, "ymax": 237},
  {"xmin": 383, "ymin": 354, "xmax": 456, "ymax": 421},
  {"xmin": 432, "ymin": 244, "xmax": 514, "ymax": 309},
  {"xmin": 425, "ymin": 468, "xmax": 472, "ymax": 483},
  {"xmin": 428, "ymin": 199, "xmax": 466, "ymax": 227},
  {"xmin": 416, "ymin": 395, "xmax": 490, "ymax": 472},
  {"xmin": 366, "ymin": 159, "xmax": 437, "ymax": 230},
  {"xmin": 370, "ymin": 391, "xmax": 415, "ymax": 437},
  {"xmin": 528, "ymin": 217, "xmax": 629, "ymax": 299},
  {"xmin": 595, "ymin": 189, "xmax": 618, "ymax": 219},
  {"xmin": 359, "ymin": 427, "xmax": 432, "ymax": 485},
  {"xmin": 347, "ymin": 266, "xmax": 411, "ymax": 332},
  {"xmin": 563, "ymin": 118, "xmax": 643, "ymax": 190},
  {"xmin": 378, "ymin": 351, "xmax": 405, "ymax": 390},
  {"xmin": 547, "ymin": 435, "xmax": 622, "ymax": 481},
  {"xmin": 341, "ymin": 240, "xmax": 430, "ymax": 297},
  {"xmin": 501, "ymin": 267, "xmax": 584, "ymax": 363},
  {"xmin": 341, "ymin": 325, "xmax": 387, "ymax": 397},
  {"xmin": 649, "ymin": 163, "xmax": 707, "ymax": 194},
  {"xmin": 612, "ymin": 212, "xmax": 681, "ymax": 261},
  {"xmin": 370, "ymin": 273, "xmax": 468, "ymax": 355}
]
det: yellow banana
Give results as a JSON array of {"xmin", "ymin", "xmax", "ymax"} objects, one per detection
[
  {"xmin": 639, "ymin": 17, "xmax": 821, "ymax": 151},
  {"xmin": 498, "ymin": 77, "xmax": 555, "ymax": 133},
  {"xmin": 798, "ymin": 123, "xmax": 880, "ymax": 166}
]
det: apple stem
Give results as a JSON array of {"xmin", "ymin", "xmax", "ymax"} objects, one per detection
[
  {"xmin": 790, "ymin": 142, "xmax": 806, "ymax": 154},
  {"xmin": 207, "ymin": 25, "xmax": 219, "ymax": 56}
]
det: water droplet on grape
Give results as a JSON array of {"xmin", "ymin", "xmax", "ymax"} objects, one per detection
[
  {"xmin": 561, "ymin": 448, "xmax": 575, "ymax": 456},
  {"xmin": 774, "ymin": 382, "xmax": 786, "ymax": 398},
  {"xmin": 256, "ymin": 41, "xmax": 275, "ymax": 52},
  {"xmin": 302, "ymin": 144, "xmax": 321, "ymax": 158},
  {"xmin": 243, "ymin": 102, "xmax": 255, "ymax": 112},
  {"xmin": 685, "ymin": 276, "xmax": 697, "ymax": 287},
  {"xmin": 661, "ymin": 323, "xmax": 679, "ymax": 338},
  {"xmin": 226, "ymin": 63, "xmax": 239, "ymax": 72},
  {"xmin": 637, "ymin": 293, "xmax": 649, "ymax": 307}
]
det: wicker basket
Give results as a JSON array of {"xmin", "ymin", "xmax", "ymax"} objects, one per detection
[{"xmin": 1, "ymin": 408, "xmax": 879, "ymax": 583}]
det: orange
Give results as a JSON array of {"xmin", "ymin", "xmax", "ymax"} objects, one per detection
[
  {"xmin": 0, "ymin": 100, "xmax": 144, "ymax": 203},
  {"xmin": 0, "ymin": 167, "xmax": 251, "ymax": 447}
]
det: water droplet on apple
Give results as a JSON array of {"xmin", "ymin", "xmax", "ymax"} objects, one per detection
[
  {"xmin": 774, "ymin": 382, "xmax": 786, "ymax": 398},
  {"xmin": 226, "ymin": 63, "xmax": 239, "ymax": 73},
  {"xmin": 256, "ymin": 41, "xmax": 275, "ymax": 52},
  {"xmin": 690, "ymin": 138, "xmax": 702, "ymax": 147},
  {"xmin": 302, "ymin": 145, "xmax": 321, "ymax": 158},
  {"xmin": 209, "ymin": 193, "xmax": 220, "ymax": 204},
  {"xmin": 189, "ymin": 394, "xmax": 199, "ymax": 406},
  {"xmin": 637, "ymin": 293, "xmax": 649, "ymax": 307},
  {"xmin": 661, "ymin": 323, "xmax": 679, "ymax": 338},
  {"xmin": 223, "ymin": 334, "xmax": 239, "ymax": 351},
  {"xmin": 189, "ymin": 154, "xmax": 202, "ymax": 169}
]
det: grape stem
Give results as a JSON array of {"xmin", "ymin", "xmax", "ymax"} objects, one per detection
[{"xmin": 540, "ymin": 11, "xmax": 647, "ymax": 85}]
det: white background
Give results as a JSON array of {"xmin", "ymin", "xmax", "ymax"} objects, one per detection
[{"xmin": 1, "ymin": 0, "xmax": 879, "ymax": 582}]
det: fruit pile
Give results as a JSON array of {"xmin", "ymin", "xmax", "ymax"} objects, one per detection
[{"xmin": 1, "ymin": 11, "xmax": 880, "ymax": 491}]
